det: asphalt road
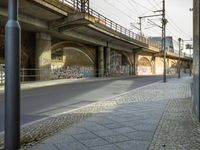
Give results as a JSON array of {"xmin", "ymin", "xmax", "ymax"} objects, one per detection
[{"xmin": 0, "ymin": 75, "xmax": 177, "ymax": 132}]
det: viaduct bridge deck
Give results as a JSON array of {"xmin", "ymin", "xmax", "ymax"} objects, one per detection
[
  {"xmin": 0, "ymin": 0, "xmax": 192, "ymax": 81},
  {"xmin": 0, "ymin": 0, "xmax": 190, "ymax": 60}
]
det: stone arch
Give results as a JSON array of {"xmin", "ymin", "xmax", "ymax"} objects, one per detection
[
  {"xmin": 138, "ymin": 57, "xmax": 151, "ymax": 66},
  {"xmin": 51, "ymin": 41, "xmax": 96, "ymax": 79},
  {"xmin": 138, "ymin": 57, "xmax": 152, "ymax": 75},
  {"xmin": 155, "ymin": 57, "xmax": 164, "ymax": 74},
  {"xmin": 51, "ymin": 41, "xmax": 95, "ymax": 64},
  {"xmin": 121, "ymin": 52, "xmax": 132, "ymax": 65}
]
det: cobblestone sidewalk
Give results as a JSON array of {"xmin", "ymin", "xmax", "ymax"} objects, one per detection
[{"xmin": 0, "ymin": 77, "xmax": 194, "ymax": 150}]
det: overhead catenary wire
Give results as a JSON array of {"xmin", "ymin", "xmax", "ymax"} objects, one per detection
[
  {"xmin": 166, "ymin": 14, "xmax": 191, "ymax": 39},
  {"xmin": 147, "ymin": 0, "xmax": 159, "ymax": 10},
  {"xmin": 115, "ymin": 0, "xmax": 140, "ymax": 18},
  {"xmin": 90, "ymin": 0, "xmax": 192, "ymax": 42},
  {"xmin": 127, "ymin": 0, "xmax": 141, "ymax": 16},
  {"xmin": 90, "ymin": 1, "xmax": 119, "ymax": 20},
  {"xmin": 103, "ymin": 0, "xmax": 138, "ymax": 22}
]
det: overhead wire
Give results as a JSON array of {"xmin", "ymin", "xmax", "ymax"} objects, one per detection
[
  {"xmin": 166, "ymin": 14, "xmax": 191, "ymax": 39},
  {"xmin": 90, "ymin": 0, "xmax": 192, "ymax": 41},
  {"xmin": 90, "ymin": 1, "xmax": 119, "ymax": 20},
  {"xmin": 127, "ymin": 0, "xmax": 141, "ymax": 16},
  {"xmin": 115, "ymin": 0, "xmax": 140, "ymax": 18},
  {"xmin": 129, "ymin": 0, "xmax": 153, "ymax": 12},
  {"xmin": 103, "ymin": 0, "xmax": 138, "ymax": 22},
  {"xmin": 147, "ymin": 0, "xmax": 159, "ymax": 10}
]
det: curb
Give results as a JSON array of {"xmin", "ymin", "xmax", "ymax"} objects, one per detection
[{"xmin": 0, "ymin": 76, "xmax": 136, "ymax": 94}]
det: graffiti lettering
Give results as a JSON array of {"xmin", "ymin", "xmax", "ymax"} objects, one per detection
[{"xmin": 51, "ymin": 65, "xmax": 94, "ymax": 79}]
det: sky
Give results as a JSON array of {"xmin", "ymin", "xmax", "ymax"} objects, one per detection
[{"xmin": 90, "ymin": 0, "xmax": 193, "ymax": 51}]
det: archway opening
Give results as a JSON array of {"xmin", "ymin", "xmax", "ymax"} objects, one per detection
[
  {"xmin": 138, "ymin": 57, "xmax": 152, "ymax": 75},
  {"xmin": 110, "ymin": 50, "xmax": 132, "ymax": 76},
  {"xmin": 51, "ymin": 47, "xmax": 95, "ymax": 79}
]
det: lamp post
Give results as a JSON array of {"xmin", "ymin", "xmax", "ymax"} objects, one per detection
[
  {"xmin": 5, "ymin": 0, "xmax": 21, "ymax": 149},
  {"xmin": 189, "ymin": 46, "xmax": 192, "ymax": 76},
  {"xmin": 178, "ymin": 38, "xmax": 182, "ymax": 78}
]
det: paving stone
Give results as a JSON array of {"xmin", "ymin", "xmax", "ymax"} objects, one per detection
[
  {"xmin": 150, "ymin": 97, "xmax": 200, "ymax": 150},
  {"xmin": 19, "ymin": 77, "xmax": 193, "ymax": 150},
  {"xmin": 115, "ymin": 140, "xmax": 150, "ymax": 150},
  {"xmin": 101, "ymin": 122, "xmax": 124, "ymax": 129},
  {"xmin": 90, "ymin": 144, "xmax": 121, "ymax": 150},
  {"xmin": 93, "ymin": 129, "xmax": 120, "ymax": 137},
  {"xmin": 44, "ymin": 134, "xmax": 76, "ymax": 144},
  {"xmin": 124, "ymin": 131, "xmax": 154, "ymax": 141},
  {"xmin": 29, "ymin": 143, "xmax": 58, "ymax": 150},
  {"xmin": 102, "ymin": 134, "xmax": 130, "ymax": 143},
  {"xmin": 96, "ymin": 119, "xmax": 116, "ymax": 125},
  {"xmin": 111, "ymin": 127, "xmax": 136, "ymax": 134},
  {"xmin": 84, "ymin": 124, "xmax": 108, "ymax": 132},
  {"xmin": 132, "ymin": 123, "xmax": 158, "ymax": 131},
  {"xmin": 55, "ymin": 141, "xmax": 87, "ymax": 150},
  {"xmin": 62, "ymin": 127, "xmax": 88, "ymax": 135},
  {"xmin": 72, "ymin": 132, "xmax": 99, "ymax": 141},
  {"xmin": 79, "ymin": 138, "xmax": 108, "ymax": 147}
]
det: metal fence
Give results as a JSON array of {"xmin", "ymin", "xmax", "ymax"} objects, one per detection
[{"xmin": 0, "ymin": 66, "xmax": 134, "ymax": 84}]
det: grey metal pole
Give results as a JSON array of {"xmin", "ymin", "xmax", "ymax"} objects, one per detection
[
  {"xmin": 162, "ymin": 0, "xmax": 167, "ymax": 82},
  {"xmin": 139, "ymin": 17, "xmax": 142, "ymax": 33},
  {"xmin": 178, "ymin": 38, "xmax": 181, "ymax": 78},
  {"xmin": 5, "ymin": 0, "xmax": 21, "ymax": 149},
  {"xmin": 189, "ymin": 46, "xmax": 192, "ymax": 76}
]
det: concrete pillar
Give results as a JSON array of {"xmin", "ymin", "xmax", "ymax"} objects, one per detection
[
  {"xmin": 152, "ymin": 56, "xmax": 156, "ymax": 74},
  {"xmin": 133, "ymin": 52, "xmax": 139, "ymax": 75},
  {"xmin": 105, "ymin": 47, "xmax": 111, "ymax": 76},
  {"xmin": 63, "ymin": 48, "xmax": 68, "ymax": 66},
  {"xmin": 36, "ymin": 33, "xmax": 51, "ymax": 80},
  {"xmin": 98, "ymin": 46, "xmax": 104, "ymax": 77}
]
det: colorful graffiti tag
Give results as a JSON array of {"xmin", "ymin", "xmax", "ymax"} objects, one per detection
[{"xmin": 51, "ymin": 65, "xmax": 94, "ymax": 79}]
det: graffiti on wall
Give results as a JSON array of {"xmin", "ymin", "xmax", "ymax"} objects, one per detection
[
  {"xmin": 137, "ymin": 57, "xmax": 152, "ymax": 75},
  {"xmin": 51, "ymin": 65, "xmax": 94, "ymax": 79},
  {"xmin": 138, "ymin": 66, "xmax": 152, "ymax": 75},
  {"xmin": 110, "ymin": 50, "xmax": 132, "ymax": 76},
  {"xmin": 110, "ymin": 65, "xmax": 131, "ymax": 75}
]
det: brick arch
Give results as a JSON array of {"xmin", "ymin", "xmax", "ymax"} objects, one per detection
[
  {"xmin": 123, "ymin": 52, "xmax": 133, "ymax": 65},
  {"xmin": 138, "ymin": 57, "xmax": 152, "ymax": 75},
  {"xmin": 51, "ymin": 41, "xmax": 95, "ymax": 64},
  {"xmin": 138, "ymin": 57, "xmax": 151, "ymax": 67},
  {"xmin": 118, "ymin": 51, "xmax": 132, "ymax": 65}
]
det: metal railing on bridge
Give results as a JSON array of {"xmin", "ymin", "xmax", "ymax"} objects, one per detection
[{"xmin": 58, "ymin": 0, "xmax": 160, "ymax": 49}]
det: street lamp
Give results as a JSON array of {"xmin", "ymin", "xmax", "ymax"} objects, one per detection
[
  {"xmin": 5, "ymin": 0, "xmax": 21, "ymax": 149},
  {"xmin": 178, "ymin": 38, "xmax": 182, "ymax": 78}
]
